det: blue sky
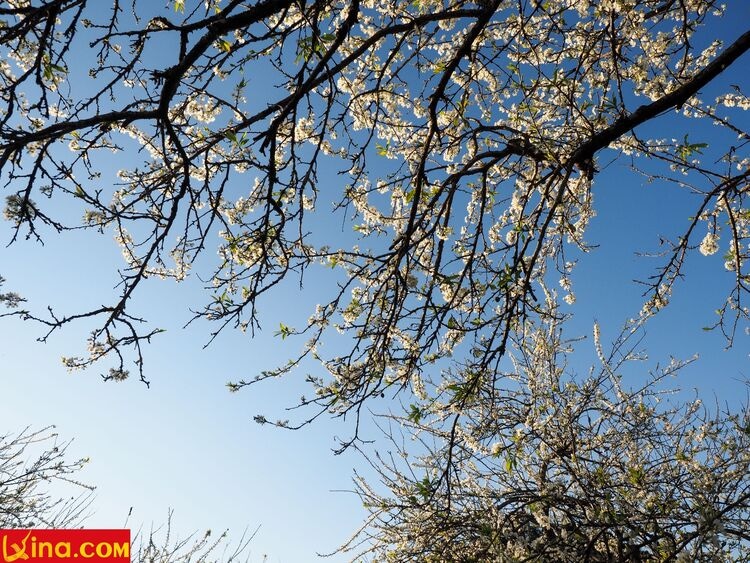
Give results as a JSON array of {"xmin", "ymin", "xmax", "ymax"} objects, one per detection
[
  {"xmin": 1, "ymin": 3, "xmax": 749, "ymax": 562},
  {"xmin": 3, "ymin": 136, "xmax": 748, "ymax": 561},
  {"xmin": 0, "ymin": 222, "xmax": 370, "ymax": 561}
]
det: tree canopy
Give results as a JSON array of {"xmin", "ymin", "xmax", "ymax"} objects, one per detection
[{"xmin": 2, "ymin": 0, "xmax": 750, "ymax": 560}]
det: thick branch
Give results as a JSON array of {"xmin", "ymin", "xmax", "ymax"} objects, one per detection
[{"xmin": 572, "ymin": 28, "xmax": 750, "ymax": 164}]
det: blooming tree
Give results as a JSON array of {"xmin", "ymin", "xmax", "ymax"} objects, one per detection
[
  {"xmin": 0, "ymin": 426, "xmax": 92, "ymax": 528},
  {"xmin": 0, "ymin": 426, "xmax": 256, "ymax": 561},
  {"xmin": 343, "ymin": 314, "xmax": 750, "ymax": 561},
  {"xmin": 2, "ymin": 0, "xmax": 750, "ymax": 559}
]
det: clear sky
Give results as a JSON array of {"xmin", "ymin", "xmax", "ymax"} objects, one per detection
[
  {"xmin": 1, "ymin": 3, "xmax": 749, "ymax": 562},
  {"xmin": 0, "ymin": 222, "xmax": 371, "ymax": 562}
]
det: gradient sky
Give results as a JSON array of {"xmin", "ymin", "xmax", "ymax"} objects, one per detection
[{"xmin": 1, "ymin": 3, "xmax": 749, "ymax": 562}]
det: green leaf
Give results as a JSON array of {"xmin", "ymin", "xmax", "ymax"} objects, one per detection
[
  {"xmin": 376, "ymin": 143, "xmax": 389, "ymax": 157},
  {"xmin": 407, "ymin": 404, "xmax": 422, "ymax": 424},
  {"xmin": 627, "ymin": 466, "xmax": 644, "ymax": 485},
  {"xmin": 447, "ymin": 382, "xmax": 473, "ymax": 404},
  {"xmin": 505, "ymin": 454, "xmax": 516, "ymax": 473},
  {"xmin": 416, "ymin": 476, "xmax": 432, "ymax": 500},
  {"xmin": 274, "ymin": 323, "xmax": 293, "ymax": 339},
  {"xmin": 295, "ymin": 36, "xmax": 325, "ymax": 63},
  {"xmin": 677, "ymin": 134, "xmax": 708, "ymax": 161},
  {"xmin": 602, "ymin": 94, "xmax": 618, "ymax": 111}
]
